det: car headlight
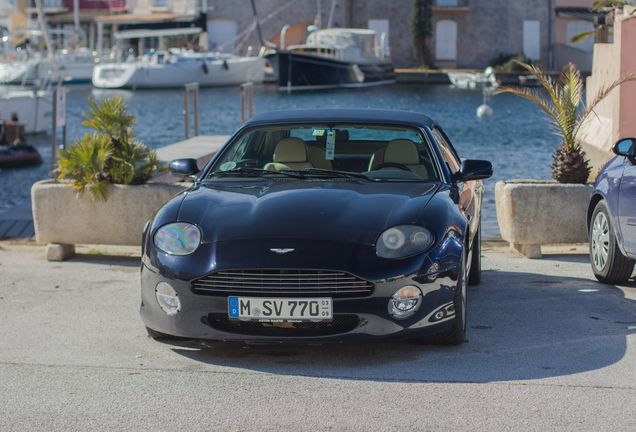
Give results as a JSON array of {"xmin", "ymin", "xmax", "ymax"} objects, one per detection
[
  {"xmin": 376, "ymin": 225, "xmax": 434, "ymax": 259},
  {"xmin": 154, "ymin": 222, "xmax": 201, "ymax": 255}
]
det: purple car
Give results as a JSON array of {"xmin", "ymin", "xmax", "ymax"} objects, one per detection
[{"xmin": 588, "ymin": 138, "xmax": 636, "ymax": 284}]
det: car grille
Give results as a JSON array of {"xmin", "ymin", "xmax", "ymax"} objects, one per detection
[
  {"xmin": 192, "ymin": 270, "xmax": 373, "ymax": 298},
  {"xmin": 206, "ymin": 313, "xmax": 360, "ymax": 337}
]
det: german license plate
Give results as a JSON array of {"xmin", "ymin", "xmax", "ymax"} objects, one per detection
[{"xmin": 228, "ymin": 297, "xmax": 332, "ymax": 322}]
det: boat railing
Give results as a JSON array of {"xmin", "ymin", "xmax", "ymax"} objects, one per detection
[
  {"xmin": 280, "ymin": 25, "xmax": 291, "ymax": 50},
  {"xmin": 377, "ymin": 32, "xmax": 391, "ymax": 61}
]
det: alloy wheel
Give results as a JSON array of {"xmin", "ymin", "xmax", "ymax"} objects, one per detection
[{"xmin": 591, "ymin": 211, "xmax": 610, "ymax": 272}]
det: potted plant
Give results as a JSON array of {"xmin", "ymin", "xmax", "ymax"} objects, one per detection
[
  {"xmin": 492, "ymin": 61, "xmax": 636, "ymax": 257},
  {"xmin": 32, "ymin": 97, "xmax": 187, "ymax": 261}
]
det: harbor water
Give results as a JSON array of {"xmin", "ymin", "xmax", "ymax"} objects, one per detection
[{"xmin": 0, "ymin": 83, "xmax": 556, "ymax": 240}]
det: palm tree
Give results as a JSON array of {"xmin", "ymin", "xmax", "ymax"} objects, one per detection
[
  {"xmin": 57, "ymin": 97, "xmax": 166, "ymax": 202},
  {"xmin": 493, "ymin": 61, "xmax": 636, "ymax": 183},
  {"xmin": 569, "ymin": 1, "xmax": 635, "ymax": 45},
  {"xmin": 411, "ymin": 0, "xmax": 433, "ymax": 66}
]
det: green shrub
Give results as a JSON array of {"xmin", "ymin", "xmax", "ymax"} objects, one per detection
[
  {"xmin": 490, "ymin": 53, "xmax": 533, "ymax": 71},
  {"xmin": 56, "ymin": 97, "xmax": 167, "ymax": 202}
]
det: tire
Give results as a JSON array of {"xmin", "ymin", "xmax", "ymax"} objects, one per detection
[
  {"xmin": 589, "ymin": 200, "xmax": 635, "ymax": 284},
  {"xmin": 421, "ymin": 250, "xmax": 467, "ymax": 346},
  {"xmin": 468, "ymin": 223, "xmax": 482, "ymax": 285}
]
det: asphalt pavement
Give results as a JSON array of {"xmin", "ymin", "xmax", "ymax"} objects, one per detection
[{"xmin": 1, "ymin": 241, "xmax": 635, "ymax": 431}]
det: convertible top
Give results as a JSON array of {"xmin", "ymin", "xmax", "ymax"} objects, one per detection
[{"xmin": 243, "ymin": 108, "xmax": 437, "ymax": 129}]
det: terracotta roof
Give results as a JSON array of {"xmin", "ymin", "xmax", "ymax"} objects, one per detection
[
  {"xmin": 45, "ymin": 10, "xmax": 126, "ymax": 24},
  {"xmin": 92, "ymin": 12, "xmax": 195, "ymax": 24}
]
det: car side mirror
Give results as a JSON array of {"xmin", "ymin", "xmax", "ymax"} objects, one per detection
[
  {"xmin": 169, "ymin": 158, "xmax": 200, "ymax": 178},
  {"xmin": 612, "ymin": 138, "xmax": 636, "ymax": 162},
  {"xmin": 456, "ymin": 159, "xmax": 493, "ymax": 182}
]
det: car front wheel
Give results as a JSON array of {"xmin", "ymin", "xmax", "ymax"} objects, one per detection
[
  {"xmin": 468, "ymin": 223, "xmax": 482, "ymax": 285},
  {"xmin": 590, "ymin": 200, "xmax": 635, "ymax": 284},
  {"xmin": 421, "ymin": 249, "xmax": 467, "ymax": 346}
]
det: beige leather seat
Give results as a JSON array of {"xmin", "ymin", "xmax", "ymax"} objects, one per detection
[
  {"xmin": 369, "ymin": 139, "xmax": 427, "ymax": 178},
  {"xmin": 264, "ymin": 138, "xmax": 313, "ymax": 171},
  {"xmin": 307, "ymin": 146, "xmax": 333, "ymax": 170}
]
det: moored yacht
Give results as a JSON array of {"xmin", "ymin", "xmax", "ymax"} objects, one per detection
[
  {"xmin": 92, "ymin": 48, "xmax": 266, "ymax": 89},
  {"xmin": 0, "ymin": 85, "xmax": 52, "ymax": 134},
  {"xmin": 266, "ymin": 27, "xmax": 395, "ymax": 91},
  {"xmin": 91, "ymin": 28, "xmax": 266, "ymax": 89},
  {"xmin": 0, "ymin": 31, "xmax": 99, "ymax": 85}
]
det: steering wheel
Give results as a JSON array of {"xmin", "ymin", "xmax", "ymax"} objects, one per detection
[{"xmin": 371, "ymin": 162, "xmax": 412, "ymax": 172}]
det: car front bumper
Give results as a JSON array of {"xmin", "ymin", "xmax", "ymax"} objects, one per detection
[{"xmin": 140, "ymin": 237, "xmax": 463, "ymax": 342}]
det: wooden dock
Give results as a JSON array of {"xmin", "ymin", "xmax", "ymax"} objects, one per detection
[
  {"xmin": 0, "ymin": 202, "xmax": 35, "ymax": 240},
  {"xmin": 0, "ymin": 135, "xmax": 227, "ymax": 241}
]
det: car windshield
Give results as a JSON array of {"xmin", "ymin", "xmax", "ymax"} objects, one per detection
[{"xmin": 205, "ymin": 123, "xmax": 440, "ymax": 181}]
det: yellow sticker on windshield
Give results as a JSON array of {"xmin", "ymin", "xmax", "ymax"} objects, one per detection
[{"xmin": 313, "ymin": 130, "xmax": 325, "ymax": 136}]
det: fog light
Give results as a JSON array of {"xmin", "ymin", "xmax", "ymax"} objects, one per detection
[
  {"xmin": 429, "ymin": 305, "xmax": 454, "ymax": 323},
  {"xmin": 156, "ymin": 282, "xmax": 180, "ymax": 315},
  {"xmin": 388, "ymin": 286, "xmax": 422, "ymax": 319}
]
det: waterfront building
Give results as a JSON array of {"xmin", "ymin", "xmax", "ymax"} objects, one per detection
[
  {"xmin": 0, "ymin": 0, "xmax": 603, "ymax": 70},
  {"xmin": 204, "ymin": 0, "xmax": 599, "ymax": 70}
]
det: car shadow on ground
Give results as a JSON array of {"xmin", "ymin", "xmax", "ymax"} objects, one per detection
[
  {"xmin": 67, "ymin": 254, "xmax": 141, "ymax": 267},
  {"xmin": 164, "ymin": 268, "xmax": 636, "ymax": 384}
]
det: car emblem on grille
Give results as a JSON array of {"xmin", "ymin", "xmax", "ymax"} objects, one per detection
[{"xmin": 270, "ymin": 248, "xmax": 295, "ymax": 254}]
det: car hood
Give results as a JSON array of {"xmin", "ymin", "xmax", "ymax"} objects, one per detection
[{"xmin": 178, "ymin": 180, "xmax": 440, "ymax": 245}]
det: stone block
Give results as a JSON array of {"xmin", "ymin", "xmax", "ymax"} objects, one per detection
[{"xmin": 46, "ymin": 243, "xmax": 76, "ymax": 261}]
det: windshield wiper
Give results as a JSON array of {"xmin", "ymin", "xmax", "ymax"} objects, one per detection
[
  {"xmin": 298, "ymin": 168, "xmax": 370, "ymax": 180},
  {"xmin": 209, "ymin": 167, "xmax": 306, "ymax": 179}
]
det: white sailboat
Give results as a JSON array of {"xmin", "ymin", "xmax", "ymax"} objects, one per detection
[
  {"xmin": 0, "ymin": 30, "xmax": 99, "ymax": 85},
  {"xmin": 447, "ymin": 67, "xmax": 498, "ymax": 89},
  {"xmin": 0, "ymin": 85, "xmax": 52, "ymax": 134},
  {"xmin": 92, "ymin": 28, "xmax": 266, "ymax": 89}
]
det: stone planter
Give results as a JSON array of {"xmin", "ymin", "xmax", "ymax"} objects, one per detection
[
  {"xmin": 495, "ymin": 180, "xmax": 593, "ymax": 258},
  {"xmin": 31, "ymin": 180, "xmax": 189, "ymax": 260}
]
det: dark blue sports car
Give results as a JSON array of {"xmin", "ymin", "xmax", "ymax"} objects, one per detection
[
  {"xmin": 588, "ymin": 137, "xmax": 636, "ymax": 284},
  {"xmin": 140, "ymin": 109, "xmax": 492, "ymax": 345}
]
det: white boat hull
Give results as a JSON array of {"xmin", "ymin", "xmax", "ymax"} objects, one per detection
[
  {"xmin": 92, "ymin": 56, "xmax": 266, "ymax": 89},
  {"xmin": 0, "ymin": 89, "xmax": 52, "ymax": 134},
  {"xmin": 0, "ymin": 52, "xmax": 97, "ymax": 85},
  {"xmin": 0, "ymin": 61, "xmax": 37, "ymax": 84}
]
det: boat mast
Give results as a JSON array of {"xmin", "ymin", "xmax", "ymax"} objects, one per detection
[
  {"xmin": 249, "ymin": 0, "xmax": 265, "ymax": 47},
  {"xmin": 327, "ymin": 0, "xmax": 336, "ymax": 29},
  {"xmin": 33, "ymin": 0, "xmax": 61, "ymax": 84},
  {"xmin": 73, "ymin": 0, "xmax": 80, "ymax": 51}
]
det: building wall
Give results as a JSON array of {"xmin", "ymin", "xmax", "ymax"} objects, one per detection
[
  {"xmin": 205, "ymin": 0, "xmax": 553, "ymax": 69},
  {"xmin": 578, "ymin": 6, "xmax": 636, "ymax": 169},
  {"xmin": 431, "ymin": 0, "xmax": 550, "ymax": 69},
  {"xmin": 348, "ymin": 0, "xmax": 417, "ymax": 68},
  {"xmin": 207, "ymin": 0, "xmax": 348, "ymax": 56}
]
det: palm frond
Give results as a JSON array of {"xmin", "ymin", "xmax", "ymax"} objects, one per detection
[
  {"xmin": 592, "ymin": 0, "xmax": 633, "ymax": 9},
  {"xmin": 58, "ymin": 97, "xmax": 166, "ymax": 202},
  {"xmin": 494, "ymin": 62, "xmax": 636, "ymax": 153},
  {"xmin": 569, "ymin": 30, "xmax": 598, "ymax": 45},
  {"xmin": 514, "ymin": 61, "xmax": 564, "ymax": 111},
  {"xmin": 494, "ymin": 84, "xmax": 563, "ymax": 137},
  {"xmin": 86, "ymin": 180, "xmax": 113, "ymax": 203},
  {"xmin": 574, "ymin": 73, "xmax": 636, "ymax": 138},
  {"xmin": 82, "ymin": 97, "xmax": 136, "ymax": 142}
]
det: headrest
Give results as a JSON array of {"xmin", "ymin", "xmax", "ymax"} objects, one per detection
[
  {"xmin": 384, "ymin": 139, "xmax": 420, "ymax": 165},
  {"xmin": 273, "ymin": 138, "xmax": 308, "ymax": 163}
]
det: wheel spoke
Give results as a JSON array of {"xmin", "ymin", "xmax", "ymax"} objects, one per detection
[{"xmin": 592, "ymin": 211, "xmax": 610, "ymax": 271}]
